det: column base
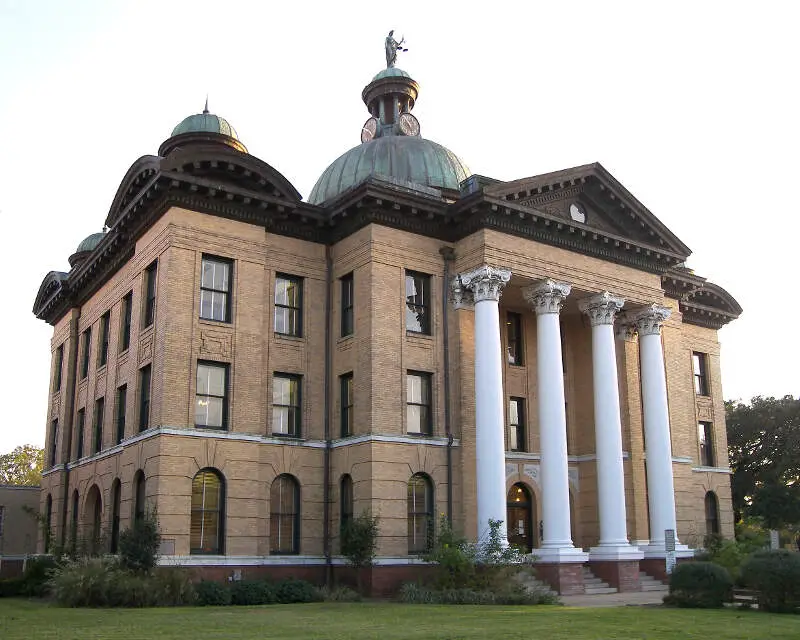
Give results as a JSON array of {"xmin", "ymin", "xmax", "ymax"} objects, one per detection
[
  {"xmin": 535, "ymin": 562, "xmax": 586, "ymax": 595},
  {"xmin": 588, "ymin": 560, "xmax": 641, "ymax": 592},
  {"xmin": 639, "ymin": 542, "xmax": 694, "ymax": 559},
  {"xmin": 534, "ymin": 546, "xmax": 590, "ymax": 563},
  {"xmin": 589, "ymin": 544, "xmax": 644, "ymax": 562}
]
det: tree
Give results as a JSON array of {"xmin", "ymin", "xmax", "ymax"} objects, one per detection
[
  {"xmin": 727, "ymin": 396, "xmax": 800, "ymax": 528},
  {"xmin": 340, "ymin": 510, "xmax": 380, "ymax": 594},
  {"xmin": 0, "ymin": 444, "xmax": 43, "ymax": 485}
]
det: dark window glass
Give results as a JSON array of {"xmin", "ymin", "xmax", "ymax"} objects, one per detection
[
  {"xmin": 340, "ymin": 373, "xmax": 353, "ymax": 437},
  {"xmin": 139, "ymin": 365, "xmax": 151, "ymax": 432},
  {"xmin": 93, "ymin": 397, "xmax": 105, "ymax": 454},
  {"xmin": 90, "ymin": 487, "xmax": 102, "ymax": 554},
  {"xmin": 407, "ymin": 474, "xmax": 433, "ymax": 553},
  {"xmin": 196, "ymin": 362, "xmax": 228, "ymax": 429},
  {"xmin": 80, "ymin": 328, "xmax": 91, "ymax": 379},
  {"xmin": 705, "ymin": 491, "xmax": 720, "ymax": 536},
  {"xmin": 134, "ymin": 470, "xmax": 146, "ymax": 522},
  {"xmin": 49, "ymin": 419, "xmax": 58, "ymax": 467},
  {"xmin": 53, "ymin": 345, "xmax": 63, "ymax": 393},
  {"xmin": 508, "ymin": 398, "xmax": 526, "ymax": 452},
  {"xmin": 70, "ymin": 490, "xmax": 79, "ymax": 550},
  {"xmin": 191, "ymin": 469, "xmax": 225, "ymax": 555},
  {"xmin": 45, "ymin": 494, "xmax": 53, "ymax": 553},
  {"xmin": 340, "ymin": 273, "xmax": 354, "ymax": 337},
  {"xmin": 121, "ymin": 291, "xmax": 133, "ymax": 351},
  {"xmin": 693, "ymin": 352, "xmax": 709, "ymax": 396},
  {"xmin": 406, "ymin": 372, "xmax": 432, "ymax": 435},
  {"xmin": 405, "ymin": 271, "xmax": 431, "ymax": 334},
  {"xmin": 75, "ymin": 409, "xmax": 85, "ymax": 460},
  {"xmin": 99, "ymin": 312, "xmax": 110, "ymax": 367},
  {"xmin": 270, "ymin": 474, "xmax": 299, "ymax": 554},
  {"xmin": 272, "ymin": 374, "xmax": 301, "ymax": 437},
  {"xmin": 340, "ymin": 474, "xmax": 353, "ymax": 540},
  {"xmin": 274, "ymin": 274, "xmax": 302, "ymax": 336},
  {"xmin": 116, "ymin": 385, "xmax": 127, "ymax": 445},
  {"xmin": 143, "ymin": 261, "xmax": 157, "ymax": 328},
  {"xmin": 110, "ymin": 480, "xmax": 121, "ymax": 553},
  {"xmin": 699, "ymin": 421, "xmax": 715, "ymax": 467},
  {"xmin": 506, "ymin": 312, "xmax": 523, "ymax": 365},
  {"xmin": 200, "ymin": 256, "xmax": 232, "ymax": 322}
]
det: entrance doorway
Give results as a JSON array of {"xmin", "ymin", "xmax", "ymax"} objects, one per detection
[{"xmin": 506, "ymin": 483, "xmax": 536, "ymax": 552}]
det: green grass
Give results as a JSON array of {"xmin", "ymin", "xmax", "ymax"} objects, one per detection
[{"xmin": 0, "ymin": 599, "xmax": 797, "ymax": 639}]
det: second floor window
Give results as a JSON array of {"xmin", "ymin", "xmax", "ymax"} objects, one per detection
[
  {"xmin": 407, "ymin": 372, "xmax": 432, "ymax": 435},
  {"xmin": 75, "ymin": 408, "xmax": 85, "ymax": 460},
  {"xmin": 200, "ymin": 256, "xmax": 232, "ymax": 322},
  {"xmin": 116, "ymin": 385, "xmax": 127, "ymax": 445},
  {"xmin": 693, "ymin": 352, "xmax": 709, "ymax": 396},
  {"xmin": 341, "ymin": 273, "xmax": 354, "ymax": 337},
  {"xmin": 195, "ymin": 362, "xmax": 228, "ymax": 429},
  {"xmin": 53, "ymin": 344, "xmax": 64, "ymax": 393},
  {"xmin": 340, "ymin": 373, "xmax": 353, "ymax": 437},
  {"xmin": 120, "ymin": 291, "xmax": 133, "ymax": 352},
  {"xmin": 405, "ymin": 271, "xmax": 431, "ymax": 334},
  {"xmin": 99, "ymin": 312, "xmax": 110, "ymax": 367},
  {"xmin": 93, "ymin": 397, "xmax": 105, "ymax": 454},
  {"xmin": 49, "ymin": 419, "xmax": 58, "ymax": 467},
  {"xmin": 699, "ymin": 421, "xmax": 714, "ymax": 467},
  {"xmin": 508, "ymin": 397, "xmax": 526, "ymax": 452},
  {"xmin": 143, "ymin": 261, "xmax": 157, "ymax": 328},
  {"xmin": 274, "ymin": 275, "xmax": 302, "ymax": 336},
  {"xmin": 80, "ymin": 328, "xmax": 91, "ymax": 379},
  {"xmin": 139, "ymin": 365, "xmax": 151, "ymax": 432},
  {"xmin": 273, "ymin": 374, "xmax": 301, "ymax": 437},
  {"xmin": 507, "ymin": 312, "xmax": 523, "ymax": 365}
]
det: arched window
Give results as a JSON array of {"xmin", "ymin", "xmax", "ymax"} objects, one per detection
[
  {"xmin": 407, "ymin": 473, "xmax": 433, "ymax": 554},
  {"xmin": 44, "ymin": 494, "xmax": 53, "ymax": 552},
  {"xmin": 190, "ymin": 469, "xmax": 225, "ymax": 555},
  {"xmin": 86, "ymin": 484, "xmax": 103, "ymax": 554},
  {"xmin": 133, "ymin": 470, "xmax": 146, "ymax": 522},
  {"xmin": 110, "ymin": 479, "xmax": 121, "ymax": 553},
  {"xmin": 70, "ymin": 490, "xmax": 79, "ymax": 550},
  {"xmin": 340, "ymin": 474, "xmax": 353, "ymax": 538},
  {"xmin": 270, "ymin": 474, "xmax": 299, "ymax": 554},
  {"xmin": 705, "ymin": 491, "xmax": 720, "ymax": 536}
]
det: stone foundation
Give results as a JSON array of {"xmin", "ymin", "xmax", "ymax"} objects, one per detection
[
  {"xmin": 535, "ymin": 562, "xmax": 585, "ymax": 595},
  {"xmin": 589, "ymin": 560, "xmax": 641, "ymax": 592}
]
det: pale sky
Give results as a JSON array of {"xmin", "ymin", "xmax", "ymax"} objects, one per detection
[{"xmin": 0, "ymin": 0, "xmax": 797, "ymax": 453}]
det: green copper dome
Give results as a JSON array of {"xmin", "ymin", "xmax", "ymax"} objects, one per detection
[
  {"xmin": 371, "ymin": 67, "xmax": 412, "ymax": 82},
  {"xmin": 309, "ymin": 136, "xmax": 470, "ymax": 205},
  {"xmin": 171, "ymin": 111, "xmax": 239, "ymax": 139},
  {"xmin": 76, "ymin": 231, "xmax": 106, "ymax": 254}
]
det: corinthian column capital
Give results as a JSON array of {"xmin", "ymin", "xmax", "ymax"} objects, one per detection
[
  {"xmin": 458, "ymin": 265, "xmax": 511, "ymax": 303},
  {"xmin": 623, "ymin": 304, "xmax": 671, "ymax": 336},
  {"xmin": 522, "ymin": 279, "xmax": 572, "ymax": 315},
  {"xmin": 578, "ymin": 291, "xmax": 625, "ymax": 326}
]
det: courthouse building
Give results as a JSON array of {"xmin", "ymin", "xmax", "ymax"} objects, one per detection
[{"xmin": 33, "ymin": 54, "xmax": 741, "ymax": 593}]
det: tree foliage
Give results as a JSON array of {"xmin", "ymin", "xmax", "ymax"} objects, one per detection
[
  {"xmin": 726, "ymin": 395, "xmax": 800, "ymax": 527},
  {"xmin": 0, "ymin": 444, "xmax": 43, "ymax": 485}
]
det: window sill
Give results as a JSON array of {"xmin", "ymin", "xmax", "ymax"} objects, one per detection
[
  {"xmin": 406, "ymin": 331, "xmax": 433, "ymax": 340},
  {"xmin": 271, "ymin": 433, "xmax": 303, "ymax": 440},
  {"xmin": 194, "ymin": 425, "xmax": 229, "ymax": 431},
  {"xmin": 405, "ymin": 431, "xmax": 435, "ymax": 439},
  {"xmin": 97, "ymin": 364, "xmax": 108, "ymax": 375},
  {"xmin": 337, "ymin": 334, "xmax": 354, "ymax": 344},
  {"xmin": 117, "ymin": 349, "xmax": 129, "ymax": 364},
  {"xmin": 274, "ymin": 332, "xmax": 304, "ymax": 342},
  {"xmin": 199, "ymin": 317, "xmax": 233, "ymax": 327},
  {"xmin": 507, "ymin": 363, "xmax": 526, "ymax": 369}
]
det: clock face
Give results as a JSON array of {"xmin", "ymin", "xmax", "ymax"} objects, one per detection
[
  {"xmin": 398, "ymin": 112, "xmax": 420, "ymax": 137},
  {"xmin": 569, "ymin": 203, "xmax": 587, "ymax": 223},
  {"xmin": 361, "ymin": 117, "xmax": 378, "ymax": 143}
]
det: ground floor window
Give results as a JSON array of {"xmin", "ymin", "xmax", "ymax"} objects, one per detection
[
  {"xmin": 407, "ymin": 474, "xmax": 433, "ymax": 553},
  {"xmin": 271, "ymin": 474, "xmax": 300, "ymax": 554},
  {"xmin": 191, "ymin": 469, "xmax": 225, "ymax": 554}
]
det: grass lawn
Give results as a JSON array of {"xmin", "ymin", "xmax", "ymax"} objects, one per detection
[{"xmin": 1, "ymin": 599, "xmax": 797, "ymax": 639}]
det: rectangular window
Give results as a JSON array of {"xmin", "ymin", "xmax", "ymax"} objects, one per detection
[
  {"xmin": 53, "ymin": 345, "xmax": 64, "ymax": 393},
  {"xmin": 406, "ymin": 372, "xmax": 432, "ymax": 435},
  {"xmin": 340, "ymin": 373, "xmax": 354, "ymax": 437},
  {"xmin": 139, "ymin": 365, "xmax": 151, "ymax": 432},
  {"xmin": 274, "ymin": 274, "xmax": 303, "ymax": 336},
  {"xmin": 693, "ymin": 352, "xmax": 709, "ymax": 396},
  {"xmin": 120, "ymin": 291, "xmax": 133, "ymax": 352},
  {"xmin": 508, "ymin": 397, "xmax": 526, "ymax": 452},
  {"xmin": 93, "ymin": 397, "xmax": 105, "ymax": 454},
  {"xmin": 507, "ymin": 312, "xmax": 523, "ymax": 366},
  {"xmin": 75, "ymin": 408, "xmax": 85, "ymax": 460},
  {"xmin": 272, "ymin": 374, "xmax": 301, "ymax": 437},
  {"xmin": 195, "ymin": 362, "xmax": 229, "ymax": 429},
  {"xmin": 405, "ymin": 271, "xmax": 431, "ymax": 334},
  {"xmin": 200, "ymin": 256, "xmax": 232, "ymax": 322},
  {"xmin": 80, "ymin": 328, "xmax": 91, "ymax": 379},
  {"xmin": 98, "ymin": 312, "xmax": 110, "ymax": 367},
  {"xmin": 143, "ymin": 261, "xmax": 157, "ymax": 328},
  {"xmin": 49, "ymin": 419, "xmax": 58, "ymax": 467},
  {"xmin": 116, "ymin": 385, "xmax": 127, "ymax": 445},
  {"xmin": 340, "ymin": 273, "xmax": 354, "ymax": 337},
  {"xmin": 699, "ymin": 421, "xmax": 715, "ymax": 467}
]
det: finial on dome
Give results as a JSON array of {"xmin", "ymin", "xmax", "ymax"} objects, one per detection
[{"xmin": 203, "ymin": 95, "xmax": 209, "ymax": 114}]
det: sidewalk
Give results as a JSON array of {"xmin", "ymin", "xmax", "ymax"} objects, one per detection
[{"xmin": 560, "ymin": 590, "xmax": 666, "ymax": 608}]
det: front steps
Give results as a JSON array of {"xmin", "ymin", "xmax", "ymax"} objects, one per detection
[
  {"xmin": 582, "ymin": 566, "xmax": 617, "ymax": 595},
  {"xmin": 638, "ymin": 571, "xmax": 668, "ymax": 592}
]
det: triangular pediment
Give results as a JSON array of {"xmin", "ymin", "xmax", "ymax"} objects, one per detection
[{"xmin": 483, "ymin": 162, "xmax": 691, "ymax": 259}]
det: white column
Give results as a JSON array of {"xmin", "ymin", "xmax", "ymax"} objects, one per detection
[
  {"xmin": 459, "ymin": 265, "xmax": 511, "ymax": 541},
  {"xmin": 523, "ymin": 280, "xmax": 587, "ymax": 562},
  {"xmin": 625, "ymin": 305, "xmax": 685, "ymax": 556},
  {"xmin": 579, "ymin": 292, "xmax": 642, "ymax": 560}
]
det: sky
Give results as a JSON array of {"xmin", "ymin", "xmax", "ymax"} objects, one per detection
[{"xmin": 0, "ymin": 0, "xmax": 797, "ymax": 453}]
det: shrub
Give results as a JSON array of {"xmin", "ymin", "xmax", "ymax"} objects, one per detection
[
  {"xmin": 119, "ymin": 513, "xmax": 161, "ymax": 573},
  {"xmin": 341, "ymin": 510, "xmax": 380, "ymax": 593},
  {"xmin": 21, "ymin": 556, "xmax": 57, "ymax": 597},
  {"xmin": 664, "ymin": 561, "xmax": 732, "ymax": 608},
  {"xmin": 0, "ymin": 578, "xmax": 24, "ymax": 598},
  {"xmin": 398, "ymin": 582, "xmax": 556, "ymax": 605},
  {"xmin": 274, "ymin": 578, "xmax": 320, "ymax": 604},
  {"xmin": 195, "ymin": 580, "xmax": 232, "ymax": 606},
  {"xmin": 708, "ymin": 539, "xmax": 748, "ymax": 584},
  {"xmin": 315, "ymin": 585, "xmax": 362, "ymax": 602},
  {"xmin": 424, "ymin": 516, "xmax": 477, "ymax": 589},
  {"xmin": 740, "ymin": 550, "xmax": 800, "ymax": 613},
  {"xmin": 230, "ymin": 580, "xmax": 276, "ymax": 606}
]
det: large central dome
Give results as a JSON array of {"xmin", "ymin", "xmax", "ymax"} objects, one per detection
[{"xmin": 308, "ymin": 65, "xmax": 469, "ymax": 205}]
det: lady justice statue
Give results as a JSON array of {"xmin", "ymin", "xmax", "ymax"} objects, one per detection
[{"xmin": 385, "ymin": 30, "xmax": 408, "ymax": 68}]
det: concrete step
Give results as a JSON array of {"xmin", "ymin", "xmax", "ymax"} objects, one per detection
[
  {"xmin": 584, "ymin": 586, "xmax": 619, "ymax": 595},
  {"xmin": 640, "ymin": 582, "xmax": 668, "ymax": 591},
  {"xmin": 581, "ymin": 566, "xmax": 617, "ymax": 594}
]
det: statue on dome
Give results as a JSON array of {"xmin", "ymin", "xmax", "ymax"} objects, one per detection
[{"xmin": 385, "ymin": 30, "xmax": 407, "ymax": 68}]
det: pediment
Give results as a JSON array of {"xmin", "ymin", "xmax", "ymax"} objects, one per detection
[
  {"xmin": 484, "ymin": 162, "xmax": 691, "ymax": 259},
  {"xmin": 33, "ymin": 271, "xmax": 69, "ymax": 322}
]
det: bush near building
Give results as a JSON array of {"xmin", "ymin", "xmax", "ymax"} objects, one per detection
[
  {"xmin": 663, "ymin": 562, "xmax": 733, "ymax": 608},
  {"xmin": 740, "ymin": 550, "xmax": 800, "ymax": 613}
]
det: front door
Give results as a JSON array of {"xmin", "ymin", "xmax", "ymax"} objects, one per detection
[{"xmin": 506, "ymin": 483, "xmax": 533, "ymax": 552}]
